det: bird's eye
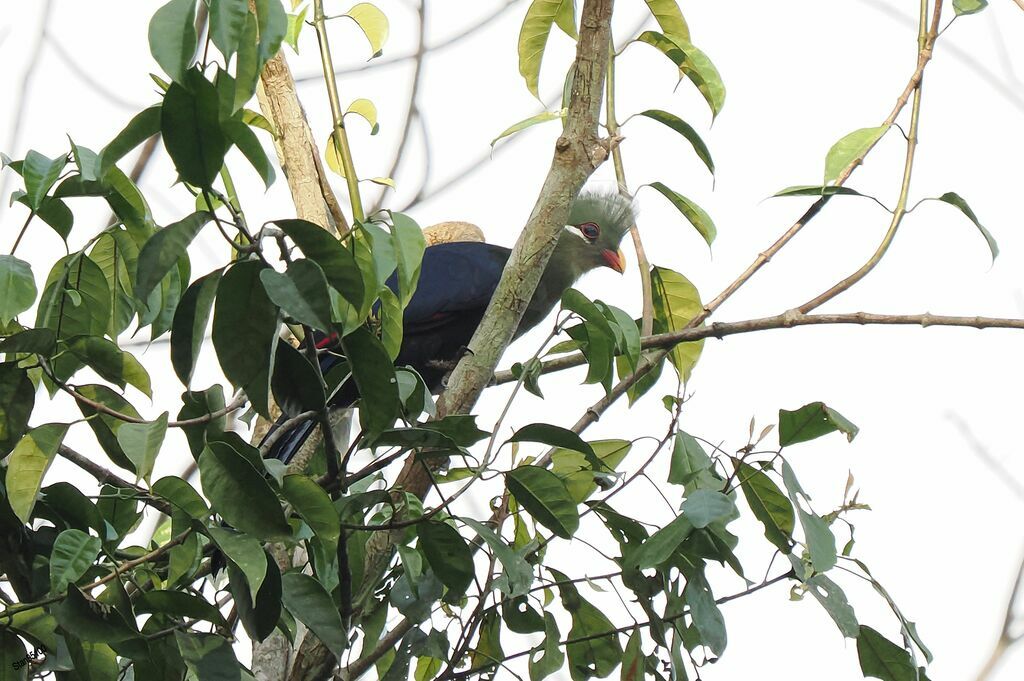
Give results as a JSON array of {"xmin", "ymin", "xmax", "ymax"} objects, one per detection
[{"xmin": 579, "ymin": 222, "xmax": 600, "ymax": 240}]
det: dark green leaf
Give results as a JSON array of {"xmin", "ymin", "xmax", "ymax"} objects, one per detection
[
  {"xmin": 632, "ymin": 513, "xmax": 693, "ymax": 568},
  {"xmin": 528, "ymin": 613, "xmax": 564, "ymax": 681},
  {"xmin": 54, "ymin": 586, "xmax": 136, "ymax": 643},
  {"xmin": 36, "ymin": 255, "xmax": 111, "ymax": 381},
  {"xmin": 99, "ymin": 106, "xmax": 161, "ymax": 175},
  {"xmin": 935, "ymin": 192, "xmax": 998, "ymax": 263},
  {"xmin": 506, "ymin": 465, "xmax": 580, "ymax": 539},
  {"xmin": 224, "ymin": 119, "xmax": 276, "ymax": 189},
  {"xmin": 152, "ymin": 475, "xmax": 209, "ymax": 519},
  {"xmin": 272, "ymin": 219, "xmax": 364, "ymax": 307},
  {"xmin": 0, "ymin": 256, "xmax": 37, "ymax": 324},
  {"xmin": 229, "ymin": 550, "xmax": 281, "ymax": 643},
  {"xmin": 778, "ymin": 401, "xmax": 858, "ymax": 446},
  {"xmin": 233, "ymin": 12, "xmax": 260, "ymax": 111},
  {"xmin": 260, "ymin": 259, "xmax": 333, "ymax": 331},
  {"xmin": 557, "ymin": 575, "xmax": 622, "ymax": 681},
  {"xmin": 208, "ymin": 526, "xmax": 267, "ymax": 603},
  {"xmin": 773, "ymin": 184, "xmax": 873, "ymax": 199},
  {"xmin": 162, "ymin": 69, "xmax": 228, "ymax": 187},
  {"xmin": 198, "ymin": 441, "xmax": 290, "ymax": 540},
  {"xmin": 0, "ymin": 363, "xmax": 34, "ymax": 455},
  {"xmin": 136, "ymin": 211, "xmax": 211, "ymax": 303},
  {"xmin": 857, "ymin": 625, "xmax": 929, "ymax": 681},
  {"xmin": 272, "ymin": 340, "xmax": 326, "ymax": 416},
  {"xmin": 171, "ymin": 269, "xmax": 221, "ymax": 385},
  {"xmin": 22, "ymin": 150, "xmax": 67, "ymax": 211},
  {"xmin": 74, "ymin": 385, "xmax": 141, "ymax": 471},
  {"xmin": 341, "ymin": 326, "xmax": 400, "ymax": 436},
  {"xmin": 210, "ymin": 0, "xmax": 248, "ymax": 60},
  {"xmin": 67, "ymin": 335, "xmax": 152, "ymax": 397},
  {"xmin": 255, "ymin": 0, "xmax": 287, "ymax": 66},
  {"xmin": 390, "ymin": 211, "xmax": 426, "ymax": 308},
  {"xmin": 507, "ymin": 423, "xmax": 597, "ymax": 465},
  {"xmin": 637, "ymin": 110, "xmax": 713, "ymax": 174},
  {"xmin": 736, "ymin": 460, "xmax": 794, "ymax": 552},
  {"xmin": 0, "ymin": 630, "xmax": 27, "ymax": 681},
  {"xmin": 684, "ymin": 571, "xmax": 727, "ymax": 655},
  {"xmin": 149, "ymin": 0, "xmax": 199, "ymax": 84},
  {"xmin": 0, "ymin": 328, "xmax": 55, "ymax": 356},
  {"xmin": 136, "ymin": 590, "xmax": 228, "ymax": 627},
  {"xmin": 115, "ymin": 413, "xmax": 168, "ymax": 482},
  {"xmin": 212, "ymin": 261, "xmax": 279, "ymax": 417},
  {"xmin": 175, "ymin": 632, "xmax": 241, "ymax": 681},
  {"xmin": 281, "ymin": 572, "xmax": 347, "ymax": 655},
  {"xmin": 177, "ymin": 386, "xmax": 227, "ymax": 457}
]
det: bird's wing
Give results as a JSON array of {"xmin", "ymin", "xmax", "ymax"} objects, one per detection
[{"xmin": 392, "ymin": 242, "xmax": 511, "ymax": 332}]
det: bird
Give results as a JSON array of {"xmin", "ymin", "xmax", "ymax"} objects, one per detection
[{"xmin": 264, "ymin": 189, "xmax": 636, "ymax": 463}]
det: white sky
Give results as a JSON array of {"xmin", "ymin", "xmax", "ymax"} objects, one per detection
[{"xmin": 2, "ymin": 1, "xmax": 1024, "ymax": 679}]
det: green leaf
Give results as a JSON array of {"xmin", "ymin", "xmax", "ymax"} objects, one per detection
[
  {"xmin": 644, "ymin": 0, "xmax": 689, "ymax": 41},
  {"xmin": 148, "ymin": 0, "xmax": 199, "ymax": 83},
  {"xmin": 647, "ymin": 181, "xmax": 716, "ymax": 247},
  {"xmin": 667, "ymin": 430, "xmax": 716, "ymax": 490},
  {"xmin": 89, "ymin": 229, "xmax": 138, "ymax": 336},
  {"xmin": 418, "ymin": 521, "xmax": 474, "ymax": 600},
  {"xmin": 0, "ymin": 630, "xmax": 27, "ymax": 681},
  {"xmin": 49, "ymin": 529, "xmax": 102, "ymax": 594},
  {"xmin": 22, "ymin": 150, "xmax": 68, "ymax": 211},
  {"xmin": 272, "ymin": 340, "xmax": 326, "ymax": 415},
  {"xmin": 281, "ymin": 572, "xmax": 348, "ymax": 655},
  {"xmin": 637, "ymin": 110, "xmax": 713, "ymax": 174},
  {"xmin": 684, "ymin": 571, "xmax": 727, "ymax": 655},
  {"xmin": 491, "ymin": 109, "xmax": 565, "ymax": 146},
  {"xmin": 260, "ymin": 259, "xmax": 333, "ymax": 331},
  {"xmin": 346, "ymin": 98, "xmax": 379, "ymax": 133},
  {"xmin": 953, "ymin": 0, "xmax": 988, "ymax": 15},
  {"xmin": 115, "ymin": 413, "xmax": 168, "ymax": 482},
  {"xmin": 680, "ymin": 490, "xmax": 734, "ymax": 529},
  {"xmin": 6, "ymin": 423, "xmax": 68, "ymax": 522},
  {"xmin": 162, "ymin": 69, "xmax": 229, "ymax": 188},
  {"xmin": 635, "ymin": 31, "xmax": 725, "ymax": 119},
  {"xmin": 462, "ymin": 518, "xmax": 533, "ymax": 597},
  {"xmin": 377, "ymin": 286, "xmax": 403, "ymax": 360},
  {"xmin": 857, "ymin": 625, "xmax": 929, "ymax": 681},
  {"xmin": 16, "ymin": 195, "xmax": 74, "ymax": 241},
  {"xmin": 272, "ymin": 219, "xmax": 365, "ymax": 307},
  {"xmin": 508, "ymin": 423, "xmax": 597, "ymax": 464},
  {"xmin": 255, "ymin": 0, "xmax": 287, "ymax": 66},
  {"xmin": 528, "ymin": 613, "xmax": 565, "ymax": 681},
  {"xmin": 631, "ymin": 513, "xmax": 693, "ymax": 568},
  {"xmin": 171, "ymin": 269, "xmax": 221, "ymax": 385},
  {"xmin": 153, "ymin": 475, "xmax": 209, "ymax": 519},
  {"xmin": 0, "ymin": 363, "xmax": 34, "ymax": 456},
  {"xmin": 341, "ymin": 327, "xmax": 400, "ymax": 436},
  {"xmin": 98, "ymin": 106, "xmax": 161, "ymax": 175},
  {"xmin": 0, "ymin": 256, "xmax": 37, "ymax": 324},
  {"xmin": 228, "ymin": 550, "xmax": 281, "ymax": 643},
  {"xmin": 800, "ymin": 509, "xmax": 837, "ymax": 573},
  {"xmin": 621, "ymin": 626, "xmax": 643, "ymax": 681},
  {"xmin": 650, "ymin": 265, "xmax": 704, "ymax": 381},
  {"xmin": 242, "ymin": 108, "xmax": 277, "ymax": 136},
  {"xmin": 285, "ymin": 7, "xmax": 309, "ymax": 52},
  {"xmin": 212, "ymin": 261, "xmax": 279, "ymax": 418},
  {"xmin": 0, "ymin": 328, "xmax": 55, "ymax": 356},
  {"xmin": 518, "ymin": 0, "xmax": 562, "ymax": 97},
  {"xmin": 199, "ymin": 441, "xmax": 290, "ymax": 540},
  {"xmin": 554, "ymin": 0, "xmax": 577, "ymax": 38},
  {"xmin": 557, "ymin": 575, "xmax": 622, "ymax": 681},
  {"xmin": 234, "ymin": 12, "xmax": 260, "ymax": 111},
  {"xmin": 390, "ymin": 211, "xmax": 426, "ymax": 308},
  {"xmin": 345, "ymin": 2, "xmax": 389, "ymax": 55},
  {"xmin": 506, "ymin": 465, "xmax": 580, "ymax": 539},
  {"xmin": 208, "ymin": 526, "xmax": 268, "ymax": 604},
  {"xmin": 54, "ymin": 585, "xmax": 136, "ymax": 643},
  {"xmin": 210, "ymin": 0, "xmax": 249, "ymax": 60},
  {"xmin": 281, "ymin": 474, "xmax": 340, "ymax": 547},
  {"xmin": 806, "ymin": 573, "xmax": 859, "ymax": 638},
  {"xmin": 778, "ymin": 401, "xmax": 858, "ymax": 446},
  {"xmin": 224, "ymin": 119, "xmax": 276, "ymax": 189},
  {"xmin": 74, "ymin": 385, "xmax": 141, "ymax": 471},
  {"xmin": 136, "ymin": 212, "xmax": 211, "ymax": 304},
  {"xmin": 823, "ymin": 125, "xmax": 889, "ymax": 184},
  {"xmin": 736, "ymin": 460, "xmax": 794, "ymax": 552},
  {"xmin": 36, "ymin": 255, "xmax": 111, "ymax": 380},
  {"xmin": 136, "ymin": 590, "xmax": 228, "ymax": 627},
  {"xmin": 67, "ymin": 336, "xmax": 153, "ymax": 397},
  {"xmin": 934, "ymin": 192, "xmax": 998, "ymax": 263},
  {"xmin": 550, "ymin": 439, "xmax": 632, "ymax": 503},
  {"xmin": 175, "ymin": 632, "xmax": 241, "ymax": 681},
  {"xmin": 772, "ymin": 184, "xmax": 873, "ymax": 199}
]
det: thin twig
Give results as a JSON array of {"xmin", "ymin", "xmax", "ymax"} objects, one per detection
[{"xmin": 56, "ymin": 445, "xmax": 172, "ymax": 515}]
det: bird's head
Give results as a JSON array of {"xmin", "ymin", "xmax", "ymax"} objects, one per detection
[{"xmin": 554, "ymin": 190, "xmax": 635, "ymax": 278}]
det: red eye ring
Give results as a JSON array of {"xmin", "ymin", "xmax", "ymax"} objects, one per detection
[{"xmin": 579, "ymin": 222, "xmax": 600, "ymax": 240}]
